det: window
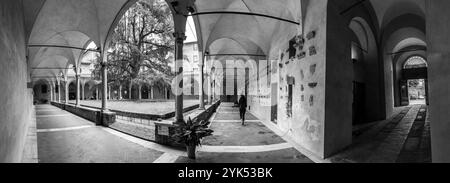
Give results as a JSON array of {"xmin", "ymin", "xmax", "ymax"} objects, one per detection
[
  {"xmin": 193, "ymin": 55, "xmax": 198, "ymax": 62},
  {"xmin": 193, "ymin": 44, "xmax": 198, "ymax": 51},
  {"xmin": 404, "ymin": 56, "xmax": 427, "ymax": 69}
]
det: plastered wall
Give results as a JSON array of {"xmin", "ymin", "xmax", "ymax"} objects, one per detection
[{"xmin": 0, "ymin": 0, "xmax": 33, "ymax": 162}]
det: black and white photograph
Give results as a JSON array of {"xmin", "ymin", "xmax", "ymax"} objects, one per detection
[{"xmin": 0, "ymin": 0, "xmax": 448, "ymax": 172}]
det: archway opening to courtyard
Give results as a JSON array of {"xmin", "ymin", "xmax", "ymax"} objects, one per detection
[
  {"xmin": 401, "ymin": 56, "xmax": 428, "ymax": 106},
  {"xmin": 33, "ymin": 80, "xmax": 50, "ymax": 104}
]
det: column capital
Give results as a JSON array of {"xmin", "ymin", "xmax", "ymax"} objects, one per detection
[{"xmin": 173, "ymin": 32, "xmax": 186, "ymax": 43}]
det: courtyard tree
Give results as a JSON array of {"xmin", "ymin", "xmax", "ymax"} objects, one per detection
[{"xmin": 93, "ymin": 0, "xmax": 175, "ymax": 99}]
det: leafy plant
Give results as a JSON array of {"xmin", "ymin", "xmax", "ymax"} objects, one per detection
[{"xmin": 172, "ymin": 118, "xmax": 214, "ymax": 147}]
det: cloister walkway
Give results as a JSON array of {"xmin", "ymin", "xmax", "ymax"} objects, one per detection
[
  {"xmin": 36, "ymin": 104, "xmax": 180, "ymax": 163},
  {"xmin": 330, "ymin": 104, "xmax": 431, "ymax": 163},
  {"xmin": 35, "ymin": 103, "xmax": 313, "ymax": 163},
  {"xmin": 176, "ymin": 103, "xmax": 314, "ymax": 163}
]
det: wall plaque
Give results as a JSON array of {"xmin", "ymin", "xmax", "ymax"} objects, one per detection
[{"xmin": 309, "ymin": 46, "xmax": 317, "ymax": 56}]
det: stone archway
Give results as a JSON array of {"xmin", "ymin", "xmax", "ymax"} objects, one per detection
[
  {"xmin": 349, "ymin": 16, "xmax": 380, "ymax": 125},
  {"xmin": 33, "ymin": 80, "xmax": 51, "ymax": 104},
  {"xmin": 398, "ymin": 56, "xmax": 428, "ymax": 106}
]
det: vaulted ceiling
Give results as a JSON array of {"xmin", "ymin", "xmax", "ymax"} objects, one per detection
[
  {"xmin": 24, "ymin": 0, "xmax": 137, "ymax": 82},
  {"xmin": 25, "ymin": 0, "xmax": 426, "ymax": 83}
]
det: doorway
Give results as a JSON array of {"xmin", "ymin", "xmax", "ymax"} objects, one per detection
[
  {"xmin": 399, "ymin": 56, "xmax": 429, "ymax": 106},
  {"xmin": 352, "ymin": 81, "xmax": 366, "ymax": 125},
  {"xmin": 408, "ymin": 79, "xmax": 427, "ymax": 105}
]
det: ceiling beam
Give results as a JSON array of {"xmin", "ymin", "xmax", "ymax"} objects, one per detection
[
  {"xmin": 28, "ymin": 44, "xmax": 100, "ymax": 53},
  {"xmin": 32, "ymin": 67, "xmax": 73, "ymax": 70},
  {"xmin": 206, "ymin": 54, "xmax": 266, "ymax": 57},
  {"xmin": 387, "ymin": 48, "xmax": 427, "ymax": 55},
  {"xmin": 190, "ymin": 11, "xmax": 300, "ymax": 25},
  {"xmin": 340, "ymin": 0, "xmax": 367, "ymax": 15}
]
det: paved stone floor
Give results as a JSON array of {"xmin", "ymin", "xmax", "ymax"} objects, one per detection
[
  {"xmin": 178, "ymin": 103, "xmax": 314, "ymax": 163},
  {"xmin": 36, "ymin": 105, "xmax": 166, "ymax": 163},
  {"xmin": 35, "ymin": 103, "xmax": 313, "ymax": 163},
  {"xmin": 35, "ymin": 103, "xmax": 430, "ymax": 163},
  {"xmin": 329, "ymin": 104, "xmax": 431, "ymax": 163}
]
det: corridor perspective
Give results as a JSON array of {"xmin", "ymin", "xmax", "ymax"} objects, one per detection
[{"xmin": 1, "ymin": 0, "xmax": 450, "ymax": 163}]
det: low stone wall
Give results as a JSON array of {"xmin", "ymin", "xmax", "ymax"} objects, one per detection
[
  {"xmin": 51, "ymin": 101, "xmax": 221, "ymax": 149},
  {"xmin": 109, "ymin": 119, "xmax": 156, "ymax": 141},
  {"xmin": 193, "ymin": 101, "xmax": 221, "ymax": 123},
  {"xmin": 51, "ymin": 102, "xmax": 116, "ymax": 126},
  {"xmin": 99, "ymin": 103, "xmax": 200, "ymax": 143},
  {"xmin": 77, "ymin": 103, "xmax": 199, "ymax": 120}
]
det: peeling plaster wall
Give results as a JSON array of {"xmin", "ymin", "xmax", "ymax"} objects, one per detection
[
  {"xmin": 249, "ymin": 0, "xmax": 353, "ymax": 158},
  {"xmin": 0, "ymin": 0, "xmax": 33, "ymax": 162},
  {"xmin": 274, "ymin": 0, "xmax": 328, "ymax": 158}
]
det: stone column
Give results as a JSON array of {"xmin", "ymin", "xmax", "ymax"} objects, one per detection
[
  {"xmin": 138, "ymin": 85, "xmax": 142, "ymax": 100},
  {"xmin": 164, "ymin": 86, "xmax": 168, "ymax": 100},
  {"xmin": 81, "ymin": 82, "xmax": 85, "ymax": 101},
  {"xmin": 57, "ymin": 81, "xmax": 61, "ymax": 103},
  {"xmin": 65, "ymin": 80, "xmax": 69, "ymax": 104},
  {"xmin": 96, "ymin": 87, "xmax": 99, "ymax": 100},
  {"xmin": 174, "ymin": 32, "xmax": 187, "ymax": 124},
  {"xmin": 147, "ymin": 86, "xmax": 152, "ymax": 99},
  {"xmin": 75, "ymin": 73, "xmax": 80, "ymax": 107},
  {"xmin": 50, "ymin": 84, "xmax": 54, "ymax": 102},
  {"xmin": 101, "ymin": 57, "xmax": 108, "ymax": 111},
  {"xmin": 199, "ymin": 52, "xmax": 205, "ymax": 109},
  {"xmin": 207, "ymin": 76, "xmax": 212, "ymax": 105},
  {"xmin": 128, "ymin": 81, "xmax": 132, "ymax": 99},
  {"xmin": 108, "ymin": 85, "xmax": 111, "ymax": 100},
  {"xmin": 119, "ymin": 85, "xmax": 122, "ymax": 100},
  {"xmin": 151, "ymin": 86, "xmax": 154, "ymax": 99}
]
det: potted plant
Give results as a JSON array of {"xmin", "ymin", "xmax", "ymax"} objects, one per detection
[{"xmin": 172, "ymin": 117, "xmax": 214, "ymax": 159}]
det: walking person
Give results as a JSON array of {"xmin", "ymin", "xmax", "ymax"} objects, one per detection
[{"xmin": 238, "ymin": 95, "xmax": 247, "ymax": 126}]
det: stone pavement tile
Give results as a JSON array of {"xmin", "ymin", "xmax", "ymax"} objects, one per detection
[
  {"xmin": 329, "ymin": 106, "xmax": 422, "ymax": 163},
  {"xmin": 203, "ymin": 122, "xmax": 285, "ymax": 146},
  {"xmin": 214, "ymin": 112, "xmax": 258, "ymax": 121},
  {"xmin": 37, "ymin": 115, "xmax": 94, "ymax": 130},
  {"xmin": 364, "ymin": 105, "xmax": 421, "ymax": 163},
  {"xmin": 175, "ymin": 148, "xmax": 313, "ymax": 163},
  {"xmin": 38, "ymin": 127, "xmax": 164, "ymax": 163},
  {"xmin": 396, "ymin": 106, "xmax": 431, "ymax": 163}
]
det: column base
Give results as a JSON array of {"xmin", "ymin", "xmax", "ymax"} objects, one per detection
[
  {"xmin": 175, "ymin": 118, "xmax": 185, "ymax": 124},
  {"xmin": 100, "ymin": 110, "xmax": 116, "ymax": 127}
]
